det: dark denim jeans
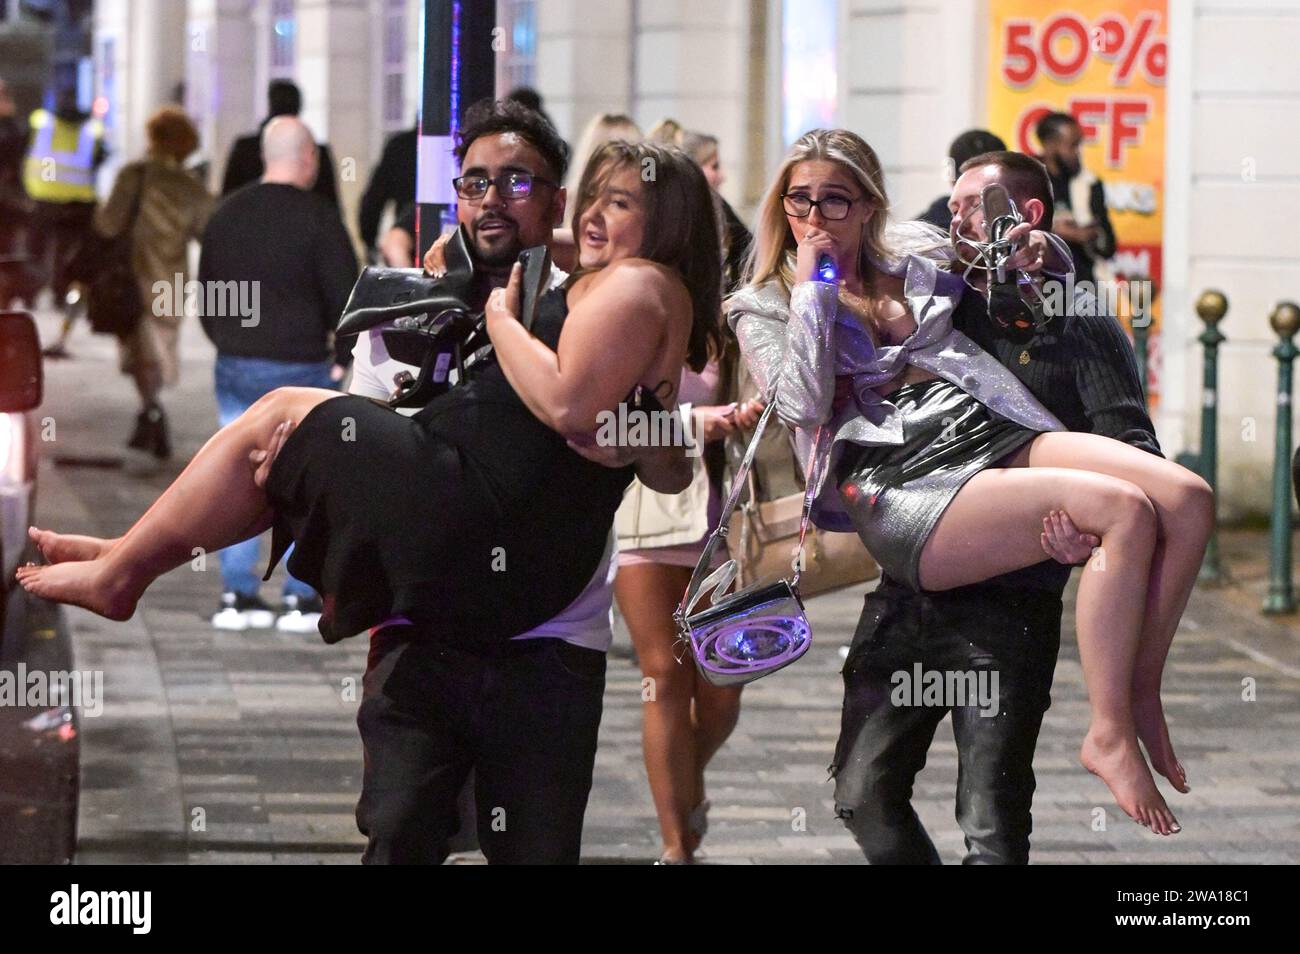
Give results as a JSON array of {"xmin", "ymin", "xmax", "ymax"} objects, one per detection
[
  {"xmin": 831, "ymin": 578, "xmax": 1062, "ymax": 865},
  {"xmin": 355, "ymin": 626, "xmax": 606, "ymax": 864},
  {"xmin": 213, "ymin": 353, "xmax": 334, "ymax": 597}
]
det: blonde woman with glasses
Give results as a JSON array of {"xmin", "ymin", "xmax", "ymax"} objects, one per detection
[{"xmin": 728, "ymin": 128, "xmax": 1211, "ymax": 836}]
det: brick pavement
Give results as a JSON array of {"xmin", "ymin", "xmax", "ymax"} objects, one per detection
[{"xmin": 29, "ymin": 309, "xmax": 1300, "ymax": 864}]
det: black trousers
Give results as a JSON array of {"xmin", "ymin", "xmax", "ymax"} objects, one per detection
[
  {"xmin": 355, "ymin": 626, "xmax": 606, "ymax": 864},
  {"xmin": 830, "ymin": 580, "xmax": 1062, "ymax": 865},
  {"xmin": 28, "ymin": 200, "xmax": 95, "ymax": 302}
]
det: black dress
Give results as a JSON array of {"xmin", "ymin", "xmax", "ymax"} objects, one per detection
[{"xmin": 263, "ymin": 285, "xmax": 640, "ymax": 645}]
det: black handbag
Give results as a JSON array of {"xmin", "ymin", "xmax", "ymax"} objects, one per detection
[
  {"xmin": 335, "ymin": 225, "xmax": 551, "ymax": 408},
  {"xmin": 71, "ymin": 165, "xmax": 146, "ymax": 340}
]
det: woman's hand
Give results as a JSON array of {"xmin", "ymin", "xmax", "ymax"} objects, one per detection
[
  {"xmin": 732, "ymin": 398, "xmax": 765, "ymax": 430},
  {"xmin": 484, "ymin": 262, "xmax": 523, "ymax": 340},
  {"xmin": 1040, "ymin": 509, "xmax": 1100, "ymax": 565},
  {"xmin": 422, "ymin": 230, "xmax": 455, "ymax": 276},
  {"xmin": 793, "ymin": 228, "xmax": 841, "ymax": 284},
  {"xmin": 694, "ymin": 404, "xmax": 741, "ymax": 443},
  {"xmin": 249, "ymin": 420, "xmax": 296, "ymax": 490},
  {"xmin": 565, "ymin": 437, "xmax": 692, "ymax": 493}
]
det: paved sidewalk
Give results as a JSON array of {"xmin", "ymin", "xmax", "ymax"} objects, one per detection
[{"xmin": 28, "ymin": 310, "xmax": 1300, "ymax": 864}]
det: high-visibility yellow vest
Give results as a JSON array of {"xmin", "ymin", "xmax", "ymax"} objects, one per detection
[{"xmin": 23, "ymin": 108, "xmax": 103, "ymax": 203}]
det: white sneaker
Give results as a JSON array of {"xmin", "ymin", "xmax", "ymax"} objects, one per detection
[
  {"xmin": 276, "ymin": 594, "xmax": 324, "ymax": 633},
  {"xmin": 212, "ymin": 592, "xmax": 277, "ymax": 630}
]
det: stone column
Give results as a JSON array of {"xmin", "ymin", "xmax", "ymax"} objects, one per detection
[
  {"xmin": 840, "ymin": 0, "xmax": 982, "ymax": 220},
  {"xmin": 534, "ymin": 0, "xmax": 635, "ymax": 143},
  {"xmin": 630, "ymin": 0, "xmax": 753, "ymax": 212},
  {"xmin": 295, "ymin": 0, "xmax": 374, "ymax": 243},
  {"xmin": 93, "ymin": 0, "xmax": 186, "ymax": 177},
  {"xmin": 186, "ymin": 0, "xmax": 258, "ymax": 193}
]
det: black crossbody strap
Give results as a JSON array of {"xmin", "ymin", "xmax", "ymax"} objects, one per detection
[{"xmin": 122, "ymin": 163, "xmax": 147, "ymax": 245}]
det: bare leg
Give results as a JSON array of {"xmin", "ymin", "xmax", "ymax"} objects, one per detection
[
  {"xmin": 690, "ymin": 677, "xmax": 742, "ymax": 831},
  {"xmin": 16, "ymin": 387, "xmax": 342, "ymax": 618},
  {"xmin": 616, "ymin": 563, "xmax": 719, "ymax": 862},
  {"xmin": 32, "ymin": 513, "xmax": 271, "ymax": 565},
  {"xmin": 1011, "ymin": 432, "xmax": 1213, "ymax": 792},
  {"xmin": 916, "ymin": 461, "xmax": 1179, "ymax": 833},
  {"xmin": 132, "ymin": 361, "xmax": 162, "ymax": 410},
  {"xmin": 32, "ymin": 513, "xmax": 277, "ymax": 566}
]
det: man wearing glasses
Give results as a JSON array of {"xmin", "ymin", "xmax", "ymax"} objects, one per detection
[{"xmin": 345, "ymin": 98, "xmax": 689, "ymax": 864}]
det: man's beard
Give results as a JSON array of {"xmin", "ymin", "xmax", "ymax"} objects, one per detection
[{"xmin": 471, "ymin": 214, "xmax": 524, "ymax": 269}]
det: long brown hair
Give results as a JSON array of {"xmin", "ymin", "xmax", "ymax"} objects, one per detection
[{"xmin": 571, "ymin": 140, "xmax": 721, "ymax": 372}]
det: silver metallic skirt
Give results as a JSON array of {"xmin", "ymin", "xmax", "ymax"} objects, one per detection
[{"xmin": 834, "ymin": 377, "xmax": 1044, "ymax": 591}]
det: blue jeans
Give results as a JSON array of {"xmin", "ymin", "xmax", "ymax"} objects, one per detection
[{"xmin": 214, "ymin": 354, "xmax": 336, "ymax": 598}]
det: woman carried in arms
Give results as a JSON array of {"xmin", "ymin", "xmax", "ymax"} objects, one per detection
[
  {"xmin": 728, "ymin": 129, "xmax": 1212, "ymax": 835},
  {"xmin": 18, "ymin": 139, "xmax": 721, "ymax": 654}
]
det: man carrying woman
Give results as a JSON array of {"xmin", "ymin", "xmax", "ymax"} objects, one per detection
[
  {"xmin": 830, "ymin": 149, "xmax": 1172, "ymax": 863},
  {"xmin": 729, "ymin": 129, "xmax": 1211, "ymax": 845},
  {"xmin": 20, "ymin": 102, "xmax": 722, "ymax": 865}
]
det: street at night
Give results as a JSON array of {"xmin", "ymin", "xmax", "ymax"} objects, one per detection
[
  {"xmin": 15, "ymin": 308, "xmax": 1297, "ymax": 865},
  {"xmin": 0, "ymin": 1, "xmax": 1297, "ymax": 909}
]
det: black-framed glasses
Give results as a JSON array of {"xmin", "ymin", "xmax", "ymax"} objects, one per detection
[
  {"xmin": 781, "ymin": 192, "xmax": 855, "ymax": 221},
  {"xmin": 453, "ymin": 172, "xmax": 558, "ymax": 201}
]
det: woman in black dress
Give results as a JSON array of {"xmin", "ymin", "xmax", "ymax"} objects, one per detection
[{"xmin": 19, "ymin": 141, "xmax": 722, "ymax": 648}]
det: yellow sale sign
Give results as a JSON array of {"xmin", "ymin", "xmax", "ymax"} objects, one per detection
[{"xmin": 988, "ymin": 0, "xmax": 1166, "ymax": 398}]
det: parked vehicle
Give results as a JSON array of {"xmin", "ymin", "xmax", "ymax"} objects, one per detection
[{"xmin": 0, "ymin": 310, "xmax": 78, "ymax": 863}]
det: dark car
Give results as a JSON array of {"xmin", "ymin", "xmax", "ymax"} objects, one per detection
[{"xmin": 0, "ymin": 310, "xmax": 78, "ymax": 864}]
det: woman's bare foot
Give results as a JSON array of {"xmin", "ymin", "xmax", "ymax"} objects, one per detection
[
  {"xmin": 15, "ymin": 559, "xmax": 138, "ymax": 621},
  {"xmin": 28, "ymin": 526, "xmax": 116, "ymax": 564},
  {"xmin": 1080, "ymin": 727, "xmax": 1181, "ymax": 835},
  {"xmin": 1133, "ymin": 693, "xmax": 1189, "ymax": 793},
  {"xmin": 656, "ymin": 840, "xmax": 695, "ymax": 864}
]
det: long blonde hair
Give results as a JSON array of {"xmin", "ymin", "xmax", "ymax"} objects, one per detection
[
  {"xmin": 645, "ymin": 117, "xmax": 684, "ymax": 147},
  {"xmin": 744, "ymin": 128, "xmax": 945, "ymax": 297}
]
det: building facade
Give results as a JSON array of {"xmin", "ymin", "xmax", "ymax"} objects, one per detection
[
  {"xmin": 88, "ymin": 0, "xmax": 1297, "ymax": 518},
  {"xmin": 92, "ymin": 0, "xmax": 425, "ymax": 233}
]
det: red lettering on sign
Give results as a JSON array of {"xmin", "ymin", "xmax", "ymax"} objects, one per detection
[
  {"xmin": 1041, "ymin": 14, "xmax": 1090, "ymax": 80},
  {"xmin": 1003, "ymin": 20, "xmax": 1037, "ymax": 85}
]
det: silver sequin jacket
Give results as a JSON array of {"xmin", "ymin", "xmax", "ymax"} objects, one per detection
[{"xmin": 726, "ymin": 234, "xmax": 1069, "ymax": 531}]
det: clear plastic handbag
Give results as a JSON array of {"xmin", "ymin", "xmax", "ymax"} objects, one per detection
[{"xmin": 674, "ymin": 398, "xmax": 824, "ymax": 686}]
